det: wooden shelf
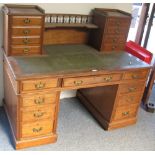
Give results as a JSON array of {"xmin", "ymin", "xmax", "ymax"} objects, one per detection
[{"xmin": 45, "ymin": 23, "xmax": 98, "ymax": 29}]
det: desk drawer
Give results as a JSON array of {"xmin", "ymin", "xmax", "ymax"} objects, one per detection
[
  {"xmin": 21, "ymin": 93, "xmax": 57, "ymax": 107},
  {"xmin": 62, "ymin": 73, "xmax": 122, "ymax": 88},
  {"xmin": 102, "ymin": 43, "xmax": 125, "ymax": 51},
  {"xmin": 119, "ymin": 82, "xmax": 144, "ymax": 94},
  {"xmin": 103, "ymin": 34, "xmax": 126, "ymax": 44},
  {"xmin": 11, "ymin": 37, "xmax": 40, "ymax": 45},
  {"xmin": 12, "ymin": 27, "xmax": 41, "ymax": 36},
  {"xmin": 21, "ymin": 104, "xmax": 56, "ymax": 122},
  {"xmin": 107, "ymin": 18, "xmax": 131, "ymax": 27},
  {"xmin": 20, "ymin": 78, "xmax": 58, "ymax": 92},
  {"xmin": 12, "ymin": 16, "xmax": 43, "ymax": 26},
  {"xmin": 113, "ymin": 105, "xmax": 137, "ymax": 121},
  {"xmin": 105, "ymin": 26, "xmax": 129, "ymax": 34},
  {"xmin": 117, "ymin": 92, "xmax": 142, "ymax": 107},
  {"xmin": 123, "ymin": 70, "xmax": 148, "ymax": 80},
  {"xmin": 11, "ymin": 46, "xmax": 41, "ymax": 55},
  {"xmin": 21, "ymin": 120, "xmax": 53, "ymax": 138}
]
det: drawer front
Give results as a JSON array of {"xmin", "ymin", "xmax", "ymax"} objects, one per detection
[
  {"xmin": 21, "ymin": 105, "xmax": 56, "ymax": 122},
  {"xmin": 117, "ymin": 92, "xmax": 142, "ymax": 107},
  {"xmin": 123, "ymin": 70, "xmax": 148, "ymax": 80},
  {"xmin": 12, "ymin": 16, "xmax": 43, "ymax": 26},
  {"xmin": 102, "ymin": 43, "xmax": 125, "ymax": 51},
  {"xmin": 103, "ymin": 34, "xmax": 126, "ymax": 44},
  {"xmin": 113, "ymin": 105, "xmax": 137, "ymax": 121},
  {"xmin": 11, "ymin": 46, "xmax": 41, "ymax": 55},
  {"xmin": 11, "ymin": 37, "xmax": 41, "ymax": 45},
  {"xmin": 12, "ymin": 27, "xmax": 41, "ymax": 36},
  {"xmin": 63, "ymin": 73, "xmax": 122, "ymax": 87},
  {"xmin": 107, "ymin": 18, "xmax": 131, "ymax": 27},
  {"xmin": 20, "ymin": 78, "xmax": 58, "ymax": 92},
  {"xmin": 21, "ymin": 93, "xmax": 57, "ymax": 107},
  {"xmin": 21, "ymin": 120, "xmax": 53, "ymax": 138},
  {"xmin": 119, "ymin": 82, "xmax": 145, "ymax": 94},
  {"xmin": 105, "ymin": 26, "xmax": 129, "ymax": 34}
]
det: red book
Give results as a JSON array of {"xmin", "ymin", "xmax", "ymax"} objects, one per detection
[{"xmin": 125, "ymin": 40, "xmax": 153, "ymax": 64}]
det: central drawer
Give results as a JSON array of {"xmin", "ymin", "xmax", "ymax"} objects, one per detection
[
  {"xmin": 21, "ymin": 119, "xmax": 53, "ymax": 138},
  {"xmin": 62, "ymin": 73, "xmax": 122, "ymax": 88},
  {"xmin": 20, "ymin": 78, "xmax": 58, "ymax": 92}
]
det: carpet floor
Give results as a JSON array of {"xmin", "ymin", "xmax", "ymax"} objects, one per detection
[{"xmin": 0, "ymin": 97, "xmax": 155, "ymax": 151}]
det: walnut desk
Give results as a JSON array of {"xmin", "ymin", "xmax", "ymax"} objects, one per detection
[{"xmin": 3, "ymin": 44, "xmax": 151, "ymax": 149}]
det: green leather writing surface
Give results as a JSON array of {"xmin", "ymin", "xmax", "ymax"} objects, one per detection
[{"xmin": 13, "ymin": 44, "xmax": 150, "ymax": 76}]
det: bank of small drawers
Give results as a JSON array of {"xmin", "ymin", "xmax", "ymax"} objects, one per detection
[
  {"xmin": 19, "ymin": 92, "xmax": 58, "ymax": 139},
  {"xmin": 102, "ymin": 17, "xmax": 131, "ymax": 51},
  {"xmin": 11, "ymin": 16, "xmax": 43, "ymax": 55},
  {"xmin": 19, "ymin": 78, "xmax": 59, "ymax": 139}
]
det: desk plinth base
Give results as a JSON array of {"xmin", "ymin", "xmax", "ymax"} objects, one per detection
[
  {"xmin": 77, "ymin": 91, "xmax": 137, "ymax": 130},
  {"xmin": 15, "ymin": 134, "xmax": 57, "ymax": 150}
]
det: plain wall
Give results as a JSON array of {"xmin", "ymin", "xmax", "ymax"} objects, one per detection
[{"xmin": 0, "ymin": 3, "xmax": 132, "ymax": 106}]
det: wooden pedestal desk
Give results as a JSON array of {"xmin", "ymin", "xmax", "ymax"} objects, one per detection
[
  {"xmin": 3, "ymin": 44, "xmax": 151, "ymax": 149},
  {"xmin": 1, "ymin": 4, "xmax": 152, "ymax": 150}
]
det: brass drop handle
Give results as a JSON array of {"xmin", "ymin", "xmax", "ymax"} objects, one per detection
[
  {"xmin": 116, "ymin": 21, "xmax": 121, "ymax": 26},
  {"xmin": 115, "ymin": 29, "xmax": 120, "ymax": 33},
  {"xmin": 128, "ymin": 87, "xmax": 136, "ymax": 92},
  {"xmin": 23, "ymin": 38, "xmax": 30, "ymax": 44},
  {"xmin": 23, "ymin": 30, "xmax": 30, "ymax": 35},
  {"xmin": 34, "ymin": 97, "xmax": 45, "ymax": 105},
  {"xmin": 112, "ymin": 46, "xmax": 116, "ymax": 50},
  {"xmin": 74, "ymin": 80, "xmax": 83, "ymax": 86},
  {"xmin": 132, "ymin": 74, "xmax": 139, "ymax": 79},
  {"xmin": 113, "ymin": 39, "xmax": 117, "ymax": 43},
  {"xmin": 35, "ymin": 82, "xmax": 46, "ymax": 89},
  {"xmin": 104, "ymin": 76, "xmax": 113, "ymax": 82},
  {"xmin": 33, "ymin": 112, "xmax": 45, "ymax": 118},
  {"xmin": 126, "ymin": 96, "xmax": 134, "ymax": 102},
  {"xmin": 122, "ymin": 111, "xmax": 129, "ymax": 116},
  {"xmin": 23, "ymin": 48, "xmax": 29, "ymax": 54},
  {"xmin": 24, "ymin": 18, "xmax": 31, "ymax": 24},
  {"xmin": 32, "ymin": 127, "xmax": 43, "ymax": 132}
]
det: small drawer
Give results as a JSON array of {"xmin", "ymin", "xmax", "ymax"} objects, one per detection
[
  {"xmin": 107, "ymin": 18, "xmax": 131, "ymax": 27},
  {"xmin": 11, "ymin": 45, "xmax": 41, "ymax": 55},
  {"xmin": 12, "ymin": 27, "xmax": 41, "ymax": 36},
  {"xmin": 62, "ymin": 73, "xmax": 122, "ymax": 88},
  {"xmin": 119, "ymin": 82, "xmax": 144, "ymax": 94},
  {"xmin": 20, "ymin": 78, "xmax": 58, "ymax": 92},
  {"xmin": 117, "ymin": 92, "xmax": 142, "ymax": 107},
  {"xmin": 103, "ymin": 34, "xmax": 126, "ymax": 44},
  {"xmin": 123, "ymin": 70, "xmax": 148, "ymax": 80},
  {"xmin": 12, "ymin": 16, "xmax": 43, "ymax": 26},
  {"xmin": 102, "ymin": 43, "xmax": 125, "ymax": 51},
  {"xmin": 21, "ymin": 104, "xmax": 56, "ymax": 122},
  {"xmin": 113, "ymin": 105, "xmax": 137, "ymax": 121},
  {"xmin": 21, "ymin": 120, "xmax": 53, "ymax": 138},
  {"xmin": 21, "ymin": 93, "xmax": 57, "ymax": 107},
  {"xmin": 105, "ymin": 26, "xmax": 129, "ymax": 34},
  {"xmin": 11, "ymin": 37, "xmax": 41, "ymax": 45}
]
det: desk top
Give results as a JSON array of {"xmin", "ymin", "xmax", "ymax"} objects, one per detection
[{"xmin": 6, "ymin": 44, "xmax": 151, "ymax": 80}]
